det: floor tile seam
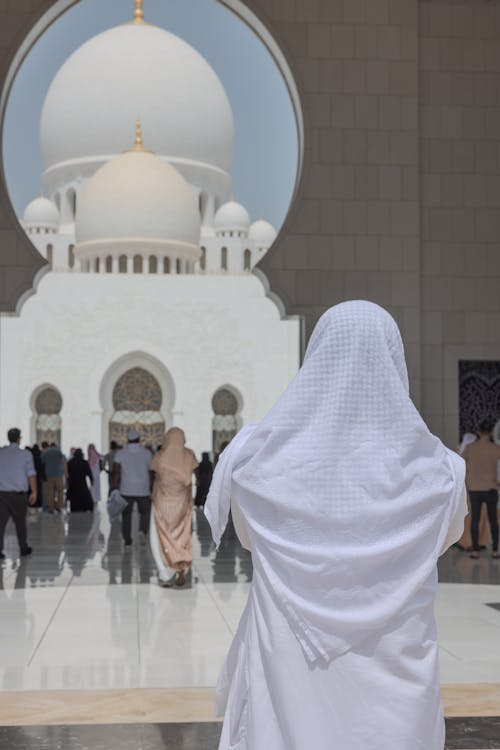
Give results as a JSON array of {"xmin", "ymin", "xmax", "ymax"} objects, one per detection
[
  {"xmin": 203, "ymin": 583, "xmax": 240, "ymax": 638},
  {"xmin": 476, "ymin": 615, "xmax": 500, "ymax": 629},
  {"xmin": 187, "ymin": 563, "xmax": 230, "ymax": 631},
  {"xmin": 136, "ymin": 584, "xmax": 141, "ymax": 667},
  {"xmin": 26, "ymin": 573, "xmax": 74, "ymax": 667},
  {"xmin": 191, "ymin": 559, "xmax": 210, "ymax": 587},
  {"xmin": 439, "ymin": 643, "xmax": 463, "ymax": 660}
]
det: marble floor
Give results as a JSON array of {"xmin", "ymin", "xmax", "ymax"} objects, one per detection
[{"xmin": 0, "ymin": 507, "xmax": 499, "ymax": 748}]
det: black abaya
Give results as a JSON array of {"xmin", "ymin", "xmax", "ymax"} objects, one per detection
[{"xmin": 67, "ymin": 457, "xmax": 93, "ymax": 512}]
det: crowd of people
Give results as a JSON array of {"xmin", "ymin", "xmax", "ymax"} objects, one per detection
[{"xmin": 0, "ymin": 426, "xmax": 215, "ymax": 586}]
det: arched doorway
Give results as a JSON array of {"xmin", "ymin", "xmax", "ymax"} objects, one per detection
[
  {"xmin": 110, "ymin": 366, "xmax": 165, "ymax": 448},
  {"xmin": 212, "ymin": 386, "xmax": 242, "ymax": 455},
  {"xmin": 32, "ymin": 385, "xmax": 62, "ymax": 445}
]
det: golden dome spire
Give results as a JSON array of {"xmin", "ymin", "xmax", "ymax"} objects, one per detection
[
  {"xmin": 133, "ymin": 0, "xmax": 145, "ymax": 24},
  {"xmin": 127, "ymin": 118, "xmax": 151, "ymax": 153},
  {"xmin": 134, "ymin": 118, "xmax": 143, "ymax": 150}
]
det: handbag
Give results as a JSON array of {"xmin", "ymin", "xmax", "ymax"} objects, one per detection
[{"xmin": 107, "ymin": 489, "xmax": 128, "ymax": 521}]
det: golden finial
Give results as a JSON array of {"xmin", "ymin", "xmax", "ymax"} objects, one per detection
[
  {"xmin": 134, "ymin": 118, "xmax": 143, "ymax": 150},
  {"xmin": 133, "ymin": 0, "xmax": 144, "ymax": 24},
  {"xmin": 126, "ymin": 118, "xmax": 151, "ymax": 153}
]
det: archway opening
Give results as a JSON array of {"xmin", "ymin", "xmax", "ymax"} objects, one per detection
[
  {"xmin": 32, "ymin": 385, "xmax": 63, "ymax": 445},
  {"xmin": 212, "ymin": 386, "xmax": 242, "ymax": 455}
]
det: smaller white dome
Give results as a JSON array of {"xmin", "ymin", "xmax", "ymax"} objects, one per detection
[
  {"xmin": 249, "ymin": 219, "xmax": 277, "ymax": 248},
  {"xmin": 75, "ymin": 132, "xmax": 201, "ymax": 262},
  {"xmin": 23, "ymin": 196, "xmax": 59, "ymax": 230},
  {"xmin": 215, "ymin": 200, "xmax": 251, "ymax": 234}
]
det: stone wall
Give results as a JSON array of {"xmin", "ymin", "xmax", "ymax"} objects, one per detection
[
  {"xmin": 255, "ymin": 0, "xmax": 422, "ymax": 405},
  {"xmin": 419, "ymin": 0, "xmax": 500, "ymax": 443}
]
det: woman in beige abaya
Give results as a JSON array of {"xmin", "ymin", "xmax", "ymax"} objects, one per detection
[{"xmin": 150, "ymin": 428, "xmax": 198, "ymax": 587}]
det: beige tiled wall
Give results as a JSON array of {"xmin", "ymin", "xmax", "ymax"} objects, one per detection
[
  {"xmin": 257, "ymin": 0, "xmax": 422, "ymax": 402},
  {"xmin": 419, "ymin": 0, "xmax": 500, "ymax": 444},
  {"xmin": 0, "ymin": 0, "xmax": 499, "ymax": 444}
]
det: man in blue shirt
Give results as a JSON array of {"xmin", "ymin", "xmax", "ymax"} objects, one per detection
[{"xmin": 0, "ymin": 428, "xmax": 37, "ymax": 558}]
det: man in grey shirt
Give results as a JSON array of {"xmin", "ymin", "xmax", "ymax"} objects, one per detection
[
  {"xmin": 0, "ymin": 428, "xmax": 37, "ymax": 558},
  {"xmin": 112, "ymin": 428, "xmax": 152, "ymax": 547}
]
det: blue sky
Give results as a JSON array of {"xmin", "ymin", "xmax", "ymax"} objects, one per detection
[{"xmin": 3, "ymin": 0, "xmax": 298, "ymax": 229}]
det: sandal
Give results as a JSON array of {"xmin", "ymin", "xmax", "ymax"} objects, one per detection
[
  {"xmin": 492, "ymin": 552, "xmax": 500, "ymax": 560},
  {"xmin": 176, "ymin": 567, "xmax": 192, "ymax": 587},
  {"xmin": 469, "ymin": 552, "xmax": 480, "ymax": 559},
  {"xmin": 159, "ymin": 573, "xmax": 177, "ymax": 588}
]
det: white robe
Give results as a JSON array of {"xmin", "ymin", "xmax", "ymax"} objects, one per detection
[
  {"xmin": 206, "ymin": 301, "xmax": 467, "ymax": 750},
  {"xmin": 90, "ymin": 464, "xmax": 101, "ymax": 503},
  {"xmin": 216, "ymin": 486, "xmax": 466, "ymax": 750}
]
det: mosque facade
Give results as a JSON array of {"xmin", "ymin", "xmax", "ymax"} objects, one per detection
[{"xmin": 0, "ymin": 1, "xmax": 300, "ymax": 456}]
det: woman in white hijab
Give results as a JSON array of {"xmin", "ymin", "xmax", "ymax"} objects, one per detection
[
  {"xmin": 150, "ymin": 428, "xmax": 198, "ymax": 587},
  {"xmin": 205, "ymin": 301, "xmax": 466, "ymax": 750}
]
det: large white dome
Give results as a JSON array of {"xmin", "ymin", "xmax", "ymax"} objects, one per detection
[
  {"xmin": 41, "ymin": 15, "xmax": 234, "ymax": 199},
  {"xmin": 75, "ymin": 136, "xmax": 201, "ymax": 262}
]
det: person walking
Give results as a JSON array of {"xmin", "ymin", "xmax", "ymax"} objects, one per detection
[
  {"xmin": 87, "ymin": 444, "xmax": 102, "ymax": 503},
  {"xmin": 112, "ymin": 428, "xmax": 152, "ymax": 547},
  {"xmin": 0, "ymin": 428, "xmax": 37, "ymax": 558},
  {"xmin": 42, "ymin": 443, "xmax": 67, "ymax": 514},
  {"xmin": 150, "ymin": 428, "xmax": 198, "ymax": 587},
  {"xmin": 456, "ymin": 432, "xmax": 489, "ymax": 551},
  {"xmin": 27, "ymin": 444, "xmax": 44, "ymax": 510},
  {"xmin": 103, "ymin": 441, "xmax": 119, "ymax": 495},
  {"xmin": 67, "ymin": 449, "xmax": 94, "ymax": 512},
  {"xmin": 205, "ymin": 301, "xmax": 467, "ymax": 750},
  {"xmin": 462, "ymin": 420, "xmax": 500, "ymax": 559},
  {"xmin": 194, "ymin": 452, "xmax": 213, "ymax": 507}
]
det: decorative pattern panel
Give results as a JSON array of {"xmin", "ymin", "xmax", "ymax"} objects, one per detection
[
  {"xmin": 35, "ymin": 387, "xmax": 62, "ymax": 415},
  {"xmin": 112, "ymin": 367, "xmax": 162, "ymax": 411},
  {"xmin": 111, "ymin": 367, "xmax": 164, "ymax": 447},
  {"xmin": 212, "ymin": 388, "xmax": 237, "ymax": 416},
  {"xmin": 459, "ymin": 361, "xmax": 500, "ymax": 438},
  {"xmin": 212, "ymin": 387, "xmax": 239, "ymax": 454},
  {"xmin": 34, "ymin": 387, "xmax": 62, "ymax": 445}
]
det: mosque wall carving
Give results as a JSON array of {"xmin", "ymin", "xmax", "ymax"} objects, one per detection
[
  {"xmin": 32, "ymin": 385, "xmax": 63, "ymax": 445},
  {"xmin": 459, "ymin": 361, "xmax": 500, "ymax": 438},
  {"xmin": 1, "ymin": 0, "xmax": 500, "ymax": 446},
  {"xmin": 110, "ymin": 367, "xmax": 165, "ymax": 448},
  {"xmin": 212, "ymin": 387, "xmax": 241, "ymax": 454}
]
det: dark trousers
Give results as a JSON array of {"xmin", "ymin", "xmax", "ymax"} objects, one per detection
[
  {"xmin": 121, "ymin": 495, "xmax": 151, "ymax": 544},
  {"xmin": 0, "ymin": 491, "xmax": 28, "ymax": 553},
  {"xmin": 470, "ymin": 490, "xmax": 499, "ymax": 552}
]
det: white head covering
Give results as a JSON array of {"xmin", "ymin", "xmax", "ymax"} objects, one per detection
[
  {"xmin": 458, "ymin": 432, "xmax": 477, "ymax": 454},
  {"xmin": 206, "ymin": 301, "xmax": 465, "ymax": 665}
]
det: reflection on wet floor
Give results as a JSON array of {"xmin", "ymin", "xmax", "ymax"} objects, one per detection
[
  {"xmin": 2, "ymin": 507, "xmax": 500, "ymax": 590},
  {"xmin": 439, "ymin": 545, "xmax": 500, "ymax": 586},
  {"xmin": 0, "ymin": 719, "xmax": 499, "ymax": 749},
  {"xmin": 1, "ymin": 507, "xmax": 500, "ymax": 748},
  {"xmin": 0, "ymin": 507, "xmax": 252, "ymax": 590}
]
